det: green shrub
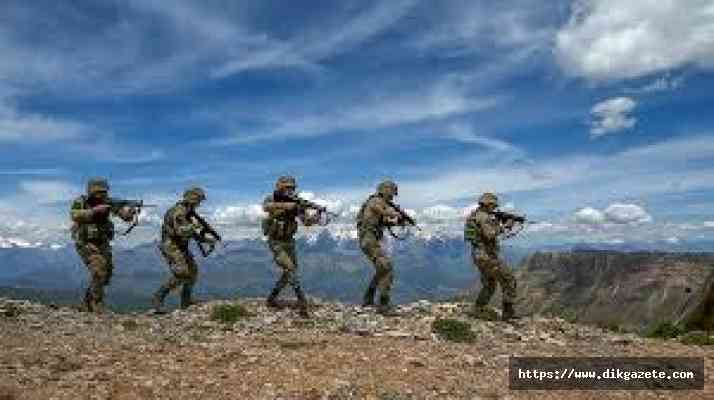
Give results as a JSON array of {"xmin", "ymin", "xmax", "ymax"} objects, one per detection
[
  {"xmin": 680, "ymin": 333, "xmax": 714, "ymax": 346},
  {"xmin": 646, "ymin": 322, "xmax": 684, "ymax": 339},
  {"xmin": 432, "ymin": 318, "xmax": 477, "ymax": 343},
  {"xmin": 121, "ymin": 320, "xmax": 139, "ymax": 331},
  {"xmin": 210, "ymin": 303, "xmax": 252, "ymax": 324}
]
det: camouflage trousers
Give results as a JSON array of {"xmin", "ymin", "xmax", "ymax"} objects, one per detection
[
  {"xmin": 75, "ymin": 240, "xmax": 113, "ymax": 311},
  {"xmin": 359, "ymin": 230, "xmax": 393, "ymax": 298},
  {"xmin": 267, "ymin": 238, "xmax": 304, "ymax": 297},
  {"xmin": 472, "ymin": 248, "xmax": 517, "ymax": 306},
  {"xmin": 158, "ymin": 240, "xmax": 198, "ymax": 304}
]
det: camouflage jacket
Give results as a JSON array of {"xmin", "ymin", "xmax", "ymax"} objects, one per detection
[
  {"xmin": 70, "ymin": 196, "xmax": 130, "ymax": 243},
  {"xmin": 162, "ymin": 201, "xmax": 202, "ymax": 247},
  {"xmin": 464, "ymin": 209, "xmax": 503, "ymax": 257},
  {"xmin": 356, "ymin": 194, "xmax": 401, "ymax": 236},
  {"xmin": 261, "ymin": 194, "xmax": 303, "ymax": 240}
]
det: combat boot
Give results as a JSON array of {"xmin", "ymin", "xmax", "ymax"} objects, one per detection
[
  {"xmin": 81, "ymin": 289, "xmax": 93, "ymax": 312},
  {"xmin": 294, "ymin": 286, "xmax": 311, "ymax": 319},
  {"xmin": 152, "ymin": 286, "xmax": 170, "ymax": 314},
  {"xmin": 362, "ymin": 285, "xmax": 376, "ymax": 307},
  {"xmin": 501, "ymin": 302, "xmax": 518, "ymax": 322},
  {"xmin": 266, "ymin": 286, "xmax": 283, "ymax": 309},
  {"xmin": 180, "ymin": 284, "xmax": 196, "ymax": 309},
  {"xmin": 376, "ymin": 294, "xmax": 398, "ymax": 317}
]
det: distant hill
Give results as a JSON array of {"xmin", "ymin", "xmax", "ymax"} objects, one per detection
[
  {"xmin": 516, "ymin": 250, "xmax": 714, "ymax": 332},
  {"xmin": 0, "ymin": 235, "xmax": 532, "ymax": 311}
]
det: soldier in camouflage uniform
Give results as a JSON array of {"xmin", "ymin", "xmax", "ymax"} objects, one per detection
[
  {"xmin": 262, "ymin": 176, "xmax": 318, "ymax": 318},
  {"xmin": 70, "ymin": 178, "xmax": 136, "ymax": 313},
  {"xmin": 356, "ymin": 180, "xmax": 404, "ymax": 316},
  {"xmin": 153, "ymin": 187, "xmax": 216, "ymax": 313},
  {"xmin": 464, "ymin": 192, "xmax": 518, "ymax": 321}
]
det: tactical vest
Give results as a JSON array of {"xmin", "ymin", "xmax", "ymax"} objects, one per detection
[
  {"xmin": 262, "ymin": 194, "xmax": 298, "ymax": 240},
  {"xmin": 356, "ymin": 194, "xmax": 386, "ymax": 238},
  {"xmin": 71, "ymin": 196, "xmax": 115, "ymax": 243}
]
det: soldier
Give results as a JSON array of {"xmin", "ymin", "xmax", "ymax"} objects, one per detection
[
  {"xmin": 153, "ymin": 187, "xmax": 217, "ymax": 314},
  {"xmin": 70, "ymin": 178, "xmax": 137, "ymax": 313},
  {"xmin": 464, "ymin": 192, "xmax": 518, "ymax": 321},
  {"xmin": 356, "ymin": 180, "xmax": 405, "ymax": 316},
  {"xmin": 262, "ymin": 176, "xmax": 319, "ymax": 318}
]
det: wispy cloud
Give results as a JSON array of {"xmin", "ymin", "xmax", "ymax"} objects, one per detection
[
  {"xmin": 218, "ymin": 77, "xmax": 502, "ymax": 144},
  {"xmin": 0, "ymin": 168, "xmax": 65, "ymax": 176},
  {"xmin": 443, "ymin": 122, "xmax": 524, "ymax": 155},
  {"xmin": 211, "ymin": 0, "xmax": 419, "ymax": 78},
  {"xmin": 0, "ymin": 100, "xmax": 89, "ymax": 142}
]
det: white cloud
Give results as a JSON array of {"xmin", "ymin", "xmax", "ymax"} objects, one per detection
[
  {"xmin": 603, "ymin": 203, "xmax": 652, "ymax": 224},
  {"xmin": 420, "ymin": 205, "xmax": 462, "ymax": 222},
  {"xmin": 574, "ymin": 203, "xmax": 652, "ymax": 226},
  {"xmin": 574, "ymin": 207, "xmax": 606, "ymax": 224},
  {"xmin": 556, "ymin": 0, "xmax": 714, "ymax": 81},
  {"xmin": 624, "ymin": 75, "xmax": 685, "ymax": 94},
  {"xmin": 223, "ymin": 77, "xmax": 501, "ymax": 144},
  {"xmin": 0, "ymin": 168, "xmax": 65, "ymax": 176},
  {"xmin": 213, "ymin": 204, "xmax": 266, "ymax": 226},
  {"xmin": 413, "ymin": 1, "xmax": 558, "ymax": 56},
  {"xmin": 444, "ymin": 123, "xmax": 524, "ymax": 154},
  {"xmin": 590, "ymin": 97, "xmax": 637, "ymax": 138},
  {"xmin": 665, "ymin": 236, "xmax": 681, "ymax": 244},
  {"xmin": 212, "ymin": 0, "xmax": 419, "ymax": 78},
  {"xmin": 0, "ymin": 101, "xmax": 89, "ymax": 143}
]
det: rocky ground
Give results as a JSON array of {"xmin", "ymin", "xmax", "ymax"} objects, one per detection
[{"xmin": 1, "ymin": 297, "xmax": 712, "ymax": 400}]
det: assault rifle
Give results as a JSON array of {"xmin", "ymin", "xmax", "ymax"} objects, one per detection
[
  {"xmin": 490, "ymin": 209, "xmax": 531, "ymax": 239},
  {"xmin": 188, "ymin": 210, "xmax": 222, "ymax": 257},
  {"xmin": 276, "ymin": 192, "xmax": 339, "ymax": 225},
  {"xmin": 385, "ymin": 199, "xmax": 422, "ymax": 240},
  {"xmin": 108, "ymin": 199, "xmax": 158, "ymax": 236}
]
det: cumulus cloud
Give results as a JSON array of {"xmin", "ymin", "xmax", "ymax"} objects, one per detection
[
  {"xmin": 556, "ymin": 0, "xmax": 714, "ymax": 81},
  {"xmin": 574, "ymin": 203, "xmax": 652, "ymax": 225},
  {"xmin": 603, "ymin": 203, "xmax": 652, "ymax": 224},
  {"xmin": 213, "ymin": 204, "xmax": 266, "ymax": 226},
  {"xmin": 590, "ymin": 97, "xmax": 637, "ymax": 138},
  {"xmin": 574, "ymin": 207, "xmax": 606, "ymax": 225}
]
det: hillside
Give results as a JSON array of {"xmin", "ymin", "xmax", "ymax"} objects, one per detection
[
  {"xmin": 516, "ymin": 251, "xmax": 714, "ymax": 332},
  {"xmin": 1, "ymin": 297, "xmax": 712, "ymax": 399}
]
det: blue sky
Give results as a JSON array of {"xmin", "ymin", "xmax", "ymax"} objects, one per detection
[{"xmin": 1, "ymin": 0, "xmax": 714, "ymax": 247}]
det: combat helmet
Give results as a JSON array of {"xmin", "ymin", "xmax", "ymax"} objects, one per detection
[
  {"xmin": 377, "ymin": 180, "xmax": 398, "ymax": 197},
  {"xmin": 87, "ymin": 178, "xmax": 109, "ymax": 195},
  {"xmin": 275, "ymin": 175, "xmax": 297, "ymax": 191},
  {"xmin": 183, "ymin": 187, "xmax": 206, "ymax": 205},
  {"xmin": 478, "ymin": 192, "xmax": 498, "ymax": 207}
]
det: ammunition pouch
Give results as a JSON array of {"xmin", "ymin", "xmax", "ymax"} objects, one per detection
[
  {"xmin": 73, "ymin": 223, "xmax": 114, "ymax": 242},
  {"xmin": 263, "ymin": 217, "xmax": 296, "ymax": 239}
]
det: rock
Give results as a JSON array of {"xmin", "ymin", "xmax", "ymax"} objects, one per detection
[{"xmin": 461, "ymin": 354, "xmax": 485, "ymax": 367}]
